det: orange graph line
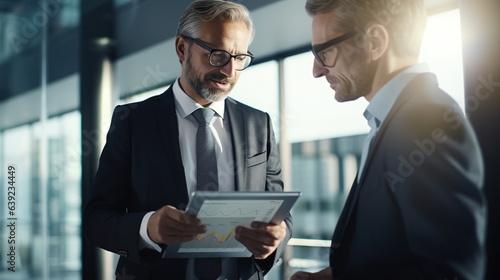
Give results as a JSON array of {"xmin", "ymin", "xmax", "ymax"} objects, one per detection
[{"xmin": 196, "ymin": 226, "xmax": 237, "ymax": 244}]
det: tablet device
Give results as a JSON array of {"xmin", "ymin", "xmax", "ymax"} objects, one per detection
[{"xmin": 163, "ymin": 191, "xmax": 301, "ymax": 258}]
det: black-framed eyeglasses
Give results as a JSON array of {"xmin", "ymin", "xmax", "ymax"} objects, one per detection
[
  {"xmin": 311, "ymin": 30, "xmax": 356, "ymax": 67},
  {"xmin": 182, "ymin": 35, "xmax": 254, "ymax": 71}
]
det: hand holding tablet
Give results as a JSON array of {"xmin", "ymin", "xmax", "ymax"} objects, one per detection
[{"xmin": 163, "ymin": 191, "xmax": 301, "ymax": 258}]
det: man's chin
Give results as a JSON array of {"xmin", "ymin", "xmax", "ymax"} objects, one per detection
[
  {"xmin": 202, "ymin": 90, "xmax": 231, "ymax": 102},
  {"xmin": 334, "ymin": 92, "xmax": 360, "ymax": 103}
]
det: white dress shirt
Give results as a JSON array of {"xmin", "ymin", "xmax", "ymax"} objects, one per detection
[
  {"xmin": 358, "ymin": 63, "xmax": 430, "ymax": 179},
  {"xmin": 138, "ymin": 79, "xmax": 238, "ymax": 279},
  {"xmin": 139, "ymin": 78, "xmax": 235, "ymax": 250}
]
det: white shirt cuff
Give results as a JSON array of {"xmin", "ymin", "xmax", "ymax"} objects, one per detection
[{"xmin": 139, "ymin": 211, "xmax": 162, "ymax": 252}]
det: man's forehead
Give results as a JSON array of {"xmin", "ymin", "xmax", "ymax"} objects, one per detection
[
  {"xmin": 194, "ymin": 20, "xmax": 251, "ymax": 53},
  {"xmin": 311, "ymin": 11, "xmax": 343, "ymax": 42}
]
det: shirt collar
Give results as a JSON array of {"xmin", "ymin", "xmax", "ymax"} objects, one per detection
[
  {"xmin": 364, "ymin": 63, "xmax": 429, "ymax": 129},
  {"xmin": 172, "ymin": 79, "xmax": 226, "ymax": 119},
  {"xmin": 363, "ymin": 110, "xmax": 380, "ymax": 130}
]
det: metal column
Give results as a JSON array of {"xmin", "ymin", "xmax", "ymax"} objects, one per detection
[{"xmin": 80, "ymin": 1, "xmax": 116, "ymax": 279}]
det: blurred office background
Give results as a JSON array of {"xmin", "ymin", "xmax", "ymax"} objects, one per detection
[{"xmin": 0, "ymin": 0, "xmax": 498, "ymax": 279}]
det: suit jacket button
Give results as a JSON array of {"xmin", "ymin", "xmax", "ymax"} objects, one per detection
[{"xmin": 118, "ymin": 250, "xmax": 128, "ymax": 257}]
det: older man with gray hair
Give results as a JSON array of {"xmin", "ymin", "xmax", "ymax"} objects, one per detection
[{"xmin": 85, "ymin": 1, "xmax": 292, "ymax": 279}]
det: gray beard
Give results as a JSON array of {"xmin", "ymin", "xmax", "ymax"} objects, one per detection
[{"xmin": 185, "ymin": 57, "xmax": 234, "ymax": 102}]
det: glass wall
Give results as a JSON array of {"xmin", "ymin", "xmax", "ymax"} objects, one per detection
[
  {"xmin": 230, "ymin": 60, "xmax": 280, "ymax": 137},
  {"xmin": 0, "ymin": 124, "xmax": 33, "ymax": 278},
  {"xmin": 0, "ymin": 111, "xmax": 81, "ymax": 280},
  {"xmin": 419, "ymin": 9, "xmax": 464, "ymax": 110}
]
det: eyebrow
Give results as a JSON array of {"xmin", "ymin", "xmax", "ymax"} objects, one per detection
[{"xmin": 184, "ymin": 35, "xmax": 250, "ymax": 55}]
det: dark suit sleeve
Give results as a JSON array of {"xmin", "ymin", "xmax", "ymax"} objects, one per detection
[
  {"xmin": 383, "ymin": 94, "xmax": 486, "ymax": 279},
  {"xmin": 254, "ymin": 113, "xmax": 293, "ymax": 274},
  {"xmin": 84, "ymin": 105, "xmax": 148, "ymax": 265}
]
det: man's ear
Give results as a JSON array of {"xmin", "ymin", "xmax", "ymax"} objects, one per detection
[
  {"xmin": 365, "ymin": 24, "xmax": 389, "ymax": 61},
  {"xmin": 176, "ymin": 35, "xmax": 188, "ymax": 63}
]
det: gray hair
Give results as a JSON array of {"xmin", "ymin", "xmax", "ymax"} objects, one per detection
[
  {"xmin": 305, "ymin": 0, "xmax": 426, "ymax": 58},
  {"xmin": 177, "ymin": 0, "xmax": 255, "ymax": 44}
]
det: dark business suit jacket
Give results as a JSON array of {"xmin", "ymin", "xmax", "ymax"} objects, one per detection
[
  {"xmin": 84, "ymin": 86, "xmax": 292, "ymax": 279},
  {"xmin": 330, "ymin": 73, "xmax": 486, "ymax": 280}
]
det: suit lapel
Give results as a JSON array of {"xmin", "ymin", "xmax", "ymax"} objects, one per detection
[
  {"xmin": 357, "ymin": 73, "xmax": 438, "ymax": 185},
  {"xmin": 152, "ymin": 87, "xmax": 189, "ymax": 205},
  {"xmin": 333, "ymin": 73, "xmax": 438, "ymax": 247},
  {"xmin": 225, "ymin": 98, "xmax": 247, "ymax": 191}
]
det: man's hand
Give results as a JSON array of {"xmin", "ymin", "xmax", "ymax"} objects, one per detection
[
  {"xmin": 235, "ymin": 221, "xmax": 287, "ymax": 259},
  {"xmin": 147, "ymin": 205, "xmax": 206, "ymax": 245},
  {"xmin": 289, "ymin": 267, "xmax": 332, "ymax": 280}
]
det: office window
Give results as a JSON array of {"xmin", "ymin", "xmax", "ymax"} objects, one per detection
[
  {"xmin": 230, "ymin": 61, "xmax": 280, "ymax": 136},
  {"xmin": 284, "ymin": 52, "xmax": 369, "ymax": 143},
  {"xmin": 42, "ymin": 112, "xmax": 82, "ymax": 276},
  {"xmin": 419, "ymin": 8, "xmax": 464, "ymax": 110},
  {"xmin": 0, "ymin": 111, "xmax": 81, "ymax": 280},
  {"xmin": 0, "ymin": 124, "xmax": 33, "ymax": 279}
]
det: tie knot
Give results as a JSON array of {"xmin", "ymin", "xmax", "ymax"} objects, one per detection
[{"xmin": 192, "ymin": 108, "xmax": 215, "ymax": 124}]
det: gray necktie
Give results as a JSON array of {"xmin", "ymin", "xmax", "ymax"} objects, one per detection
[
  {"xmin": 192, "ymin": 108, "xmax": 219, "ymax": 191},
  {"xmin": 192, "ymin": 108, "xmax": 221, "ymax": 280}
]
